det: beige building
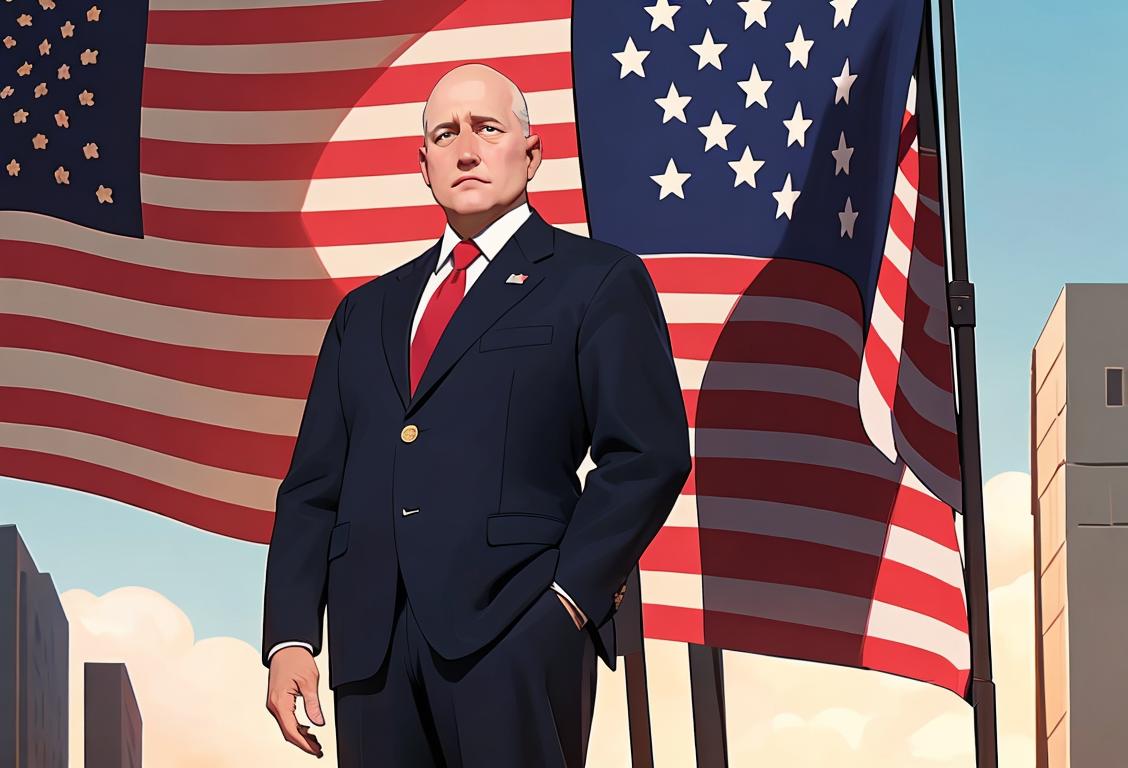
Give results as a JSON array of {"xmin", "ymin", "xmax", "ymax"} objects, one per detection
[{"xmin": 1032, "ymin": 284, "xmax": 1128, "ymax": 767}]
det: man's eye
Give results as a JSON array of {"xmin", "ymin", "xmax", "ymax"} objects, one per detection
[{"xmin": 481, "ymin": 125, "xmax": 499, "ymax": 133}]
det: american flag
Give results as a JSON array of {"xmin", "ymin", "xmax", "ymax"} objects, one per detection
[{"xmin": 0, "ymin": 0, "xmax": 969, "ymax": 695}]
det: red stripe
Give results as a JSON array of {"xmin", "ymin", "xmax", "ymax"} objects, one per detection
[
  {"xmin": 648, "ymin": 258, "xmax": 864, "ymax": 325},
  {"xmin": 891, "ymin": 392, "xmax": 961, "ymax": 479},
  {"xmin": 684, "ymin": 458, "xmax": 956, "ymax": 548},
  {"xmin": 140, "ymin": 123, "xmax": 579, "ymax": 181},
  {"xmin": 0, "ymin": 447, "xmax": 275, "ymax": 543},
  {"xmin": 898, "ymin": 302, "xmax": 956, "ymax": 390},
  {"xmin": 862, "ymin": 324, "xmax": 898, "ymax": 408},
  {"xmin": 643, "ymin": 604, "xmax": 862, "ymax": 667},
  {"xmin": 146, "ymin": 0, "xmax": 570, "ymax": 46},
  {"xmin": 141, "ymin": 52, "xmax": 572, "ymax": 112},
  {"xmin": 887, "ymin": 485, "xmax": 960, "ymax": 547},
  {"xmin": 689, "ymin": 390, "xmax": 870, "ymax": 443},
  {"xmin": 910, "ymin": 199, "xmax": 944, "ymax": 265},
  {"xmin": 875, "ymin": 252, "xmax": 909, "ymax": 325},
  {"xmin": 0, "ymin": 387, "xmax": 296, "ymax": 477},
  {"xmin": 669, "ymin": 321, "xmax": 861, "ymax": 379},
  {"xmin": 0, "ymin": 315, "xmax": 317, "ymax": 399},
  {"xmin": 899, "ymin": 144, "xmax": 919, "ymax": 192},
  {"xmin": 862, "ymin": 635, "xmax": 970, "ymax": 696},
  {"xmin": 888, "ymin": 192, "xmax": 916, "ymax": 253},
  {"xmin": 139, "ymin": 189, "xmax": 586, "ymax": 246},
  {"xmin": 641, "ymin": 528, "xmax": 966, "ymax": 630},
  {"xmin": 1, "ymin": 242, "xmax": 363, "ymax": 319}
]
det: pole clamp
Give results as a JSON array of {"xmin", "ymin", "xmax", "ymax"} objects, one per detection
[{"xmin": 947, "ymin": 280, "xmax": 976, "ymax": 328}]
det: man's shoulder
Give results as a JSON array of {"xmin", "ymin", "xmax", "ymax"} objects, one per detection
[
  {"xmin": 550, "ymin": 225, "xmax": 640, "ymax": 274},
  {"xmin": 343, "ymin": 245, "xmax": 436, "ymax": 306}
]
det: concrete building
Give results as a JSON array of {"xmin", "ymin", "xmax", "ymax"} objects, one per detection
[
  {"xmin": 85, "ymin": 662, "xmax": 142, "ymax": 768},
  {"xmin": 0, "ymin": 524, "xmax": 69, "ymax": 767},
  {"xmin": 1032, "ymin": 284, "xmax": 1128, "ymax": 767}
]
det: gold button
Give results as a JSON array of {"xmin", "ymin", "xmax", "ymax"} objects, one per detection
[{"xmin": 400, "ymin": 424, "xmax": 419, "ymax": 443}]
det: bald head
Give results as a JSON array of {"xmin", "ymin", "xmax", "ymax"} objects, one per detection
[{"xmin": 422, "ymin": 63, "xmax": 530, "ymax": 139}]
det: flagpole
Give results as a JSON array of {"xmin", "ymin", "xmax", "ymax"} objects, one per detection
[
  {"xmin": 617, "ymin": 565, "xmax": 657, "ymax": 767},
  {"xmin": 924, "ymin": 2, "xmax": 1000, "ymax": 765}
]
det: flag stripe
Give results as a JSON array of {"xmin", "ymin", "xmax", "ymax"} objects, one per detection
[
  {"xmin": 0, "ymin": 447, "xmax": 274, "ymax": 542},
  {"xmin": 0, "ymin": 388, "xmax": 294, "ymax": 477},
  {"xmin": 147, "ymin": 1, "xmax": 571, "ymax": 47},
  {"xmin": 139, "ymin": 122, "xmax": 580, "ymax": 181}
]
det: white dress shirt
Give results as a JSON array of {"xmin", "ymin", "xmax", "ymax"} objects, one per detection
[{"xmin": 267, "ymin": 203, "xmax": 586, "ymax": 663}]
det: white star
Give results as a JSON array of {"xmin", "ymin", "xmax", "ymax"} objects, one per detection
[
  {"xmin": 830, "ymin": 0, "xmax": 858, "ymax": 28},
  {"xmin": 737, "ymin": 0, "xmax": 771, "ymax": 29},
  {"xmin": 772, "ymin": 173, "xmax": 801, "ymax": 219},
  {"xmin": 737, "ymin": 63, "xmax": 772, "ymax": 109},
  {"xmin": 728, "ymin": 146, "xmax": 766, "ymax": 188},
  {"xmin": 690, "ymin": 28, "xmax": 727, "ymax": 71},
  {"xmin": 612, "ymin": 37, "xmax": 650, "ymax": 79},
  {"xmin": 698, "ymin": 110, "xmax": 736, "ymax": 151},
  {"xmin": 839, "ymin": 197, "xmax": 859, "ymax": 238},
  {"xmin": 782, "ymin": 101, "xmax": 813, "ymax": 147},
  {"xmin": 650, "ymin": 158, "xmax": 691, "ymax": 200},
  {"xmin": 831, "ymin": 131, "xmax": 854, "ymax": 175},
  {"xmin": 785, "ymin": 25, "xmax": 814, "ymax": 69},
  {"xmin": 832, "ymin": 58, "xmax": 858, "ymax": 104},
  {"xmin": 655, "ymin": 82, "xmax": 692, "ymax": 123},
  {"xmin": 644, "ymin": 0, "xmax": 681, "ymax": 32}
]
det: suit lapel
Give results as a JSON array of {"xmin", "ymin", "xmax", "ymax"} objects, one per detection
[{"xmin": 380, "ymin": 208, "xmax": 556, "ymax": 416}]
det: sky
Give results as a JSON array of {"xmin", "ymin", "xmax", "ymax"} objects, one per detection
[{"xmin": 1, "ymin": 0, "xmax": 1124, "ymax": 751}]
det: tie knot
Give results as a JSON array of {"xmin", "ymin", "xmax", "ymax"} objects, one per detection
[{"xmin": 451, "ymin": 240, "xmax": 481, "ymax": 271}]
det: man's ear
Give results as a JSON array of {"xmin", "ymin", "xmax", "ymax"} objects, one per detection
[
  {"xmin": 525, "ymin": 133, "xmax": 543, "ymax": 180},
  {"xmin": 418, "ymin": 144, "xmax": 430, "ymax": 188}
]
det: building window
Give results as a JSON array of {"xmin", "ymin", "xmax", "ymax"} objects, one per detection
[{"xmin": 1107, "ymin": 367, "xmax": 1124, "ymax": 407}]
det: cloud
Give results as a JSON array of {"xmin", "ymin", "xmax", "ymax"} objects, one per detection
[
  {"xmin": 63, "ymin": 586, "xmax": 334, "ymax": 768},
  {"xmin": 63, "ymin": 471, "xmax": 1035, "ymax": 767}
]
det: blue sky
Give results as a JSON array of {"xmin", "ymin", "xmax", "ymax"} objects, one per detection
[{"xmin": 3, "ymin": 1, "xmax": 1125, "ymax": 649}]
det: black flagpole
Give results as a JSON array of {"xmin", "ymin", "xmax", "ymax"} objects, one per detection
[{"xmin": 924, "ymin": 1, "xmax": 1000, "ymax": 765}]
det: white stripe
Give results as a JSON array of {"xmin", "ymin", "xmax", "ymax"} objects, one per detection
[
  {"xmin": 0, "ymin": 422, "xmax": 280, "ymax": 510},
  {"xmin": 868, "ymin": 288, "xmax": 905, "ymax": 362},
  {"xmin": 896, "ymin": 353, "xmax": 958, "ymax": 433},
  {"xmin": 672, "ymin": 359, "xmax": 860, "ymax": 401},
  {"xmin": 640, "ymin": 573, "xmax": 968, "ymax": 667},
  {"xmin": 858, "ymin": 358, "xmax": 897, "ymax": 462},
  {"xmin": 138, "ymin": 157, "xmax": 581, "ymax": 212},
  {"xmin": 0, "ymin": 210, "xmax": 432, "ymax": 279},
  {"xmin": 1, "ymin": 279, "xmax": 327, "ymax": 355},
  {"xmin": 0, "ymin": 349, "xmax": 303, "ymax": 434},
  {"xmin": 143, "ymin": 19, "xmax": 570, "ymax": 75},
  {"xmin": 140, "ymin": 89, "xmax": 575, "ymax": 144},
  {"xmin": 667, "ymin": 493, "xmax": 963, "ymax": 590}
]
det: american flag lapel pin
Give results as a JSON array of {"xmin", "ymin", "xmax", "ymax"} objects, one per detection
[{"xmin": 506, "ymin": 273, "xmax": 529, "ymax": 285}]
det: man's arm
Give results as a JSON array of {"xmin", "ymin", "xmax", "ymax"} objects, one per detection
[
  {"xmin": 552, "ymin": 254, "xmax": 692, "ymax": 630},
  {"xmin": 261, "ymin": 294, "xmax": 351, "ymax": 668}
]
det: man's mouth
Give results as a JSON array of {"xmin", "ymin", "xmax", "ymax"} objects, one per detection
[{"xmin": 453, "ymin": 176, "xmax": 487, "ymax": 187}]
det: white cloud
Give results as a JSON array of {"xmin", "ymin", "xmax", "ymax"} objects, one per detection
[{"xmin": 63, "ymin": 586, "xmax": 334, "ymax": 768}]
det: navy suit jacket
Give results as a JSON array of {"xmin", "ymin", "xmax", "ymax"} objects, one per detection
[{"xmin": 261, "ymin": 208, "xmax": 692, "ymax": 690}]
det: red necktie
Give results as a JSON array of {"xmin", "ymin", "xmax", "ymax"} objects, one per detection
[{"xmin": 409, "ymin": 239, "xmax": 482, "ymax": 396}]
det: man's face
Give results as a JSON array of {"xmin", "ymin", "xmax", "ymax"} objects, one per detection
[{"xmin": 419, "ymin": 75, "xmax": 541, "ymax": 218}]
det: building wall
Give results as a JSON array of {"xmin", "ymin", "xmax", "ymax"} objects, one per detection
[
  {"xmin": 1033, "ymin": 284, "xmax": 1128, "ymax": 767},
  {"xmin": 0, "ymin": 524, "xmax": 69, "ymax": 768},
  {"xmin": 86, "ymin": 662, "xmax": 142, "ymax": 768}
]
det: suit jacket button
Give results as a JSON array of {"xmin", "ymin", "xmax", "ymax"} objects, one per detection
[{"xmin": 400, "ymin": 424, "xmax": 419, "ymax": 443}]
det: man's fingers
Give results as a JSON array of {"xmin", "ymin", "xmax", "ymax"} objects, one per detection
[
  {"xmin": 267, "ymin": 691, "xmax": 323, "ymax": 757},
  {"xmin": 296, "ymin": 675, "xmax": 326, "ymax": 726}
]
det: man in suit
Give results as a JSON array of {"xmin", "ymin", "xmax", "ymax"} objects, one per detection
[{"xmin": 262, "ymin": 62, "xmax": 691, "ymax": 767}]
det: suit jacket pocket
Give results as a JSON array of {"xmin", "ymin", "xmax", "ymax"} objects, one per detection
[
  {"xmin": 327, "ymin": 521, "xmax": 350, "ymax": 561},
  {"xmin": 479, "ymin": 324, "xmax": 553, "ymax": 352},
  {"xmin": 486, "ymin": 513, "xmax": 566, "ymax": 546}
]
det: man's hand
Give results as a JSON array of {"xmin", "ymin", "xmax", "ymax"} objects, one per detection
[
  {"xmin": 266, "ymin": 646, "xmax": 325, "ymax": 758},
  {"xmin": 557, "ymin": 592, "xmax": 586, "ymax": 630}
]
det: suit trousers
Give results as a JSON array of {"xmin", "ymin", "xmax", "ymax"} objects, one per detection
[{"xmin": 333, "ymin": 569, "xmax": 599, "ymax": 767}]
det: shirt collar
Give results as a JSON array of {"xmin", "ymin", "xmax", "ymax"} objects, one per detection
[{"xmin": 435, "ymin": 202, "xmax": 532, "ymax": 274}]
